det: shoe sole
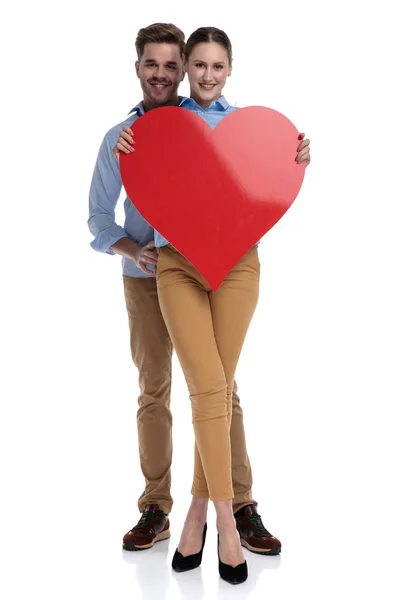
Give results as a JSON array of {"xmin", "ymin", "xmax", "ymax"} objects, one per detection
[
  {"xmin": 240, "ymin": 538, "xmax": 281, "ymax": 555},
  {"xmin": 172, "ymin": 560, "xmax": 202, "ymax": 573},
  {"xmin": 123, "ymin": 529, "xmax": 171, "ymax": 551}
]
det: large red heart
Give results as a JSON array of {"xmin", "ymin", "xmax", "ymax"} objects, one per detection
[{"xmin": 120, "ymin": 106, "xmax": 305, "ymax": 290}]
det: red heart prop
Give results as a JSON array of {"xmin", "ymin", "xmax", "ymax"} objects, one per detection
[{"xmin": 120, "ymin": 106, "xmax": 305, "ymax": 291}]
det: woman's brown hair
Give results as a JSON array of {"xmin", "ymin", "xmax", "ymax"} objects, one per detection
[{"xmin": 184, "ymin": 27, "xmax": 233, "ymax": 66}]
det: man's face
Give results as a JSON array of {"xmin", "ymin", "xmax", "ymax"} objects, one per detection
[{"xmin": 136, "ymin": 43, "xmax": 185, "ymax": 109}]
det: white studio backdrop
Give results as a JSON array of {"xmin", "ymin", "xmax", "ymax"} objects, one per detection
[{"xmin": 1, "ymin": 1, "xmax": 399, "ymax": 599}]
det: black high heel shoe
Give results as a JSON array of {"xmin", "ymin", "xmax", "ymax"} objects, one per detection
[
  {"xmin": 218, "ymin": 534, "xmax": 248, "ymax": 585},
  {"xmin": 172, "ymin": 523, "xmax": 207, "ymax": 572}
]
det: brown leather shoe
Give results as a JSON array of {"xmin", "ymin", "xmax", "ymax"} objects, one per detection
[
  {"xmin": 234, "ymin": 504, "xmax": 281, "ymax": 555},
  {"xmin": 123, "ymin": 504, "xmax": 170, "ymax": 551}
]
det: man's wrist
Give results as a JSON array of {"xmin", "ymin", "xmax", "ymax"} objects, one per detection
[{"xmin": 110, "ymin": 237, "xmax": 141, "ymax": 262}]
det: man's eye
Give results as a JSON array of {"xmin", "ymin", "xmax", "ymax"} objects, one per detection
[{"xmin": 166, "ymin": 65, "xmax": 177, "ymax": 70}]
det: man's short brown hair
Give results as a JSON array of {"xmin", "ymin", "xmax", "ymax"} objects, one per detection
[{"xmin": 135, "ymin": 23, "xmax": 185, "ymax": 60}]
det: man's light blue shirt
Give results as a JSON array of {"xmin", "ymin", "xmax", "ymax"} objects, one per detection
[{"xmin": 88, "ymin": 100, "xmax": 167, "ymax": 278}]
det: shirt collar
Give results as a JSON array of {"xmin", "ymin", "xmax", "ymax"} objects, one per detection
[
  {"xmin": 181, "ymin": 95, "xmax": 229, "ymax": 111},
  {"xmin": 128, "ymin": 101, "xmax": 145, "ymax": 116},
  {"xmin": 128, "ymin": 96, "xmax": 189, "ymax": 116}
]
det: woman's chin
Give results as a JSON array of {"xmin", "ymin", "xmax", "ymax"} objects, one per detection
[{"xmin": 195, "ymin": 88, "xmax": 220, "ymax": 106}]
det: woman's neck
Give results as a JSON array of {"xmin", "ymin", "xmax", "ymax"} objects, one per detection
[{"xmin": 190, "ymin": 93, "xmax": 223, "ymax": 110}]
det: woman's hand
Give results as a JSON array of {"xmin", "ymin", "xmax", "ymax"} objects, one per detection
[
  {"xmin": 112, "ymin": 126, "xmax": 135, "ymax": 162},
  {"xmin": 296, "ymin": 133, "xmax": 311, "ymax": 166}
]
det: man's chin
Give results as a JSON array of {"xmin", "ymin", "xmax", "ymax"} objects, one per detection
[{"xmin": 143, "ymin": 86, "xmax": 178, "ymax": 108}]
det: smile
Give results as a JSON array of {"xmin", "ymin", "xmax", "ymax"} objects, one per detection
[{"xmin": 199, "ymin": 84, "xmax": 216, "ymax": 90}]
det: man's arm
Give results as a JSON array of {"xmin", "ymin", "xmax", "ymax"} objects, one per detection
[
  {"xmin": 88, "ymin": 132, "xmax": 132, "ymax": 255},
  {"xmin": 88, "ymin": 126, "xmax": 159, "ymax": 275},
  {"xmin": 110, "ymin": 237, "xmax": 141, "ymax": 260}
]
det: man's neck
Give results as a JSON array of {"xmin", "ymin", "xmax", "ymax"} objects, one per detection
[{"xmin": 143, "ymin": 95, "xmax": 181, "ymax": 112}]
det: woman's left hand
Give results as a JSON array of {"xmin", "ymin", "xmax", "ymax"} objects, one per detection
[{"xmin": 296, "ymin": 133, "xmax": 311, "ymax": 166}]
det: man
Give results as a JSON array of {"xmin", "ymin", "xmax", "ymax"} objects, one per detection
[{"xmin": 89, "ymin": 22, "xmax": 298, "ymax": 556}]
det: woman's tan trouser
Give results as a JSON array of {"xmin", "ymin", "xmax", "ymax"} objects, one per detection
[{"xmin": 156, "ymin": 245, "xmax": 260, "ymax": 501}]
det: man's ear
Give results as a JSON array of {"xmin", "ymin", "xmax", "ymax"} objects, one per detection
[
  {"xmin": 181, "ymin": 56, "xmax": 187, "ymax": 81},
  {"xmin": 135, "ymin": 60, "xmax": 140, "ymax": 78}
]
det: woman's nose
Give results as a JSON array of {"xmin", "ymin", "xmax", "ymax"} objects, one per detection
[{"xmin": 202, "ymin": 67, "xmax": 213, "ymax": 82}]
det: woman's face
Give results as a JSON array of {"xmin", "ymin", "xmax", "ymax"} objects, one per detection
[{"xmin": 186, "ymin": 42, "xmax": 231, "ymax": 108}]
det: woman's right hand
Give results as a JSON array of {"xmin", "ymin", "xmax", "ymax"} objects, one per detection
[{"xmin": 112, "ymin": 126, "xmax": 135, "ymax": 162}]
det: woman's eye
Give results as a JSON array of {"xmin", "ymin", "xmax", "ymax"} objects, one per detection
[{"xmin": 215, "ymin": 65, "xmax": 223, "ymax": 70}]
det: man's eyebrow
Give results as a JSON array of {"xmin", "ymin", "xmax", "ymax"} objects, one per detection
[{"xmin": 143, "ymin": 59, "xmax": 178, "ymax": 65}]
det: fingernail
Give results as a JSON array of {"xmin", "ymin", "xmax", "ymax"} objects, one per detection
[{"xmin": 298, "ymin": 134, "xmax": 302, "ymax": 140}]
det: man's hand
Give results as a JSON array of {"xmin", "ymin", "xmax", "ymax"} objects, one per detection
[
  {"xmin": 132, "ymin": 241, "xmax": 158, "ymax": 275},
  {"xmin": 296, "ymin": 133, "xmax": 311, "ymax": 166},
  {"xmin": 113, "ymin": 126, "xmax": 135, "ymax": 163},
  {"xmin": 110, "ymin": 238, "xmax": 158, "ymax": 275}
]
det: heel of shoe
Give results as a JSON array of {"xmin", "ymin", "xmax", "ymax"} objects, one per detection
[
  {"xmin": 172, "ymin": 523, "xmax": 207, "ymax": 573},
  {"xmin": 218, "ymin": 534, "xmax": 248, "ymax": 585}
]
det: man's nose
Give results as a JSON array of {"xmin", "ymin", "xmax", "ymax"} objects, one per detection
[{"xmin": 154, "ymin": 65, "xmax": 168, "ymax": 79}]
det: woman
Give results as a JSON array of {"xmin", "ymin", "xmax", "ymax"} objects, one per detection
[{"xmin": 115, "ymin": 27, "xmax": 310, "ymax": 584}]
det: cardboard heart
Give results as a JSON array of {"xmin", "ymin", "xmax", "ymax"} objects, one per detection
[{"xmin": 120, "ymin": 106, "xmax": 305, "ymax": 290}]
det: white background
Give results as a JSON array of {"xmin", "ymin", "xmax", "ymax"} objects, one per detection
[{"xmin": 1, "ymin": 1, "xmax": 399, "ymax": 598}]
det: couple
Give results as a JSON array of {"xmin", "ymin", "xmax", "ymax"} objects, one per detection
[{"xmin": 88, "ymin": 22, "xmax": 311, "ymax": 585}]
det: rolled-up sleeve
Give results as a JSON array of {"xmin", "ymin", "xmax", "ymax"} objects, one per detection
[{"xmin": 88, "ymin": 133, "xmax": 128, "ymax": 255}]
